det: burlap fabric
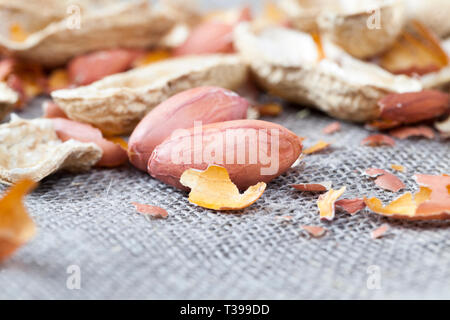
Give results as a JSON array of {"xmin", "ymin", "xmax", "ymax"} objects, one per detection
[{"xmin": 0, "ymin": 95, "xmax": 449, "ymax": 299}]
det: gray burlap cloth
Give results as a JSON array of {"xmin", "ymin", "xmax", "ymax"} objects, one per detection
[{"xmin": 0, "ymin": 95, "xmax": 449, "ymax": 299}]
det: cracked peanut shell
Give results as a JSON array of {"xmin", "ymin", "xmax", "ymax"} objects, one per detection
[
  {"xmin": 279, "ymin": 0, "xmax": 405, "ymax": 59},
  {"xmin": 0, "ymin": 115, "xmax": 102, "ymax": 185},
  {"xmin": 52, "ymin": 54, "xmax": 248, "ymax": 135},
  {"xmin": 234, "ymin": 24, "xmax": 422, "ymax": 122},
  {"xmin": 0, "ymin": 0, "xmax": 175, "ymax": 67}
]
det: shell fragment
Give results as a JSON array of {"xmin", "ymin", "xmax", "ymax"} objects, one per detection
[{"xmin": 0, "ymin": 116, "xmax": 102, "ymax": 185}]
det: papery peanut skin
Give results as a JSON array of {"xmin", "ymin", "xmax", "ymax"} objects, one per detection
[
  {"xmin": 147, "ymin": 119, "xmax": 303, "ymax": 190},
  {"xmin": 378, "ymin": 90, "xmax": 449, "ymax": 124},
  {"xmin": 128, "ymin": 86, "xmax": 249, "ymax": 171},
  {"xmin": 51, "ymin": 118, "xmax": 128, "ymax": 167},
  {"xmin": 68, "ymin": 49, "xmax": 143, "ymax": 86}
]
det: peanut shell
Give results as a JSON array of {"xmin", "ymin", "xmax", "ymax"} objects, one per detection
[
  {"xmin": 279, "ymin": 0, "xmax": 405, "ymax": 59},
  {"xmin": 52, "ymin": 54, "xmax": 248, "ymax": 135},
  {"xmin": 128, "ymin": 86, "xmax": 249, "ymax": 172},
  {"xmin": 0, "ymin": 1, "xmax": 175, "ymax": 67},
  {"xmin": 0, "ymin": 115, "xmax": 102, "ymax": 185},
  {"xmin": 234, "ymin": 24, "xmax": 422, "ymax": 122}
]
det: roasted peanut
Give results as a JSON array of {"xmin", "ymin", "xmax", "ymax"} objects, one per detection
[
  {"xmin": 128, "ymin": 86, "xmax": 249, "ymax": 171},
  {"xmin": 174, "ymin": 22, "xmax": 235, "ymax": 56},
  {"xmin": 174, "ymin": 7, "xmax": 251, "ymax": 56},
  {"xmin": 51, "ymin": 118, "xmax": 128, "ymax": 167},
  {"xmin": 68, "ymin": 49, "xmax": 143, "ymax": 86},
  {"xmin": 147, "ymin": 119, "xmax": 303, "ymax": 190},
  {"xmin": 378, "ymin": 90, "xmax": 449, "ymax": 125}
]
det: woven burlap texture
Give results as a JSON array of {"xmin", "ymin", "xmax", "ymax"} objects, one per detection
[{"xmin": 0, "ymin": 96, "xmax": 449, "ymax": 299}]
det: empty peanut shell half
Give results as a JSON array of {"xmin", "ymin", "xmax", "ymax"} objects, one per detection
[
  {"xmin": 0, "ymin": 82, "xmax": 18, "ymax": 121},
  {"xmin": 52, "ymin": 54, "xmax": 248, "ymax": 135},
  {"xmin": 0, "ymin": 115, "xmax": 102, "ymax": 185},
  {"xmin": 0, "ymin": 1, "xmax": 175, "ymax": 67},
  {"xmin": 279, "ymin": 0, "xmax": 405, "ymax": 59},
  {"xmin": 234, "ymin": 23, "xmax": 422, "ymax": 122}
]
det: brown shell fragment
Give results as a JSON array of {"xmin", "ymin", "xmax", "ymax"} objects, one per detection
[
  {"xmin": 132, "ymin": 202, "xmax": 168, "ymax": 219},
  {"xmin": 414, "ymin": 174, "xmax": 450, "ymax": 218},
  {"xmin": 364, "ymin": 168, "xmax": 405, "ymax": 193},
  {"xmin": 317, "ymin": 187, "xmax": 346, "ymax": 221},
  {"xmin": 366, "ymin": 119, "xmax": 401, "ymax": 131},
  {"xmin": 0, "ymin": 179, "xmax": 37, "ymax": 263},
  {"xmin": 371, "ymin": 224, "xmax": 390, "ymax": 240},
  {"xmin": 361, "ymin": 134, "xmax": 396, "ymax": 147},
  {"xmin": 0, "ymin": 116, "xmax": 102, "ymax": 184},
  {"xmin": 52, "ymin": 54, "xmax": 248, "ymax": 135},
  {"xmin": 365, "ymin": 174, "xmax": 450, "ymax": 220},
  {"xmin": 301, "ymin": 225, "xmax": 327, "ymax": 238},
  {"xmin": 322, "ymin": 122, "xmax": 340, "ymax": 134},
  {"xmin": 292, "ymin": 181, "xmax": 332, "ymax": 192},
  {"xmin": 335, "ymin": 198, "xmax": 366, "ymax": 215},
  {"xmin": 365, "ymin": 168, "xmax": 389, "ymax": 178},
  {"xmin": 180, "ymin": 165, "xmax": 266, "ymax": 211},
  {"xmin": 0, "ymin": 1, "xmax": 176, "ymax": 67},
  {"xmin": 389, "ymin": 126, "xmax": 436, "ymax": 140}
]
